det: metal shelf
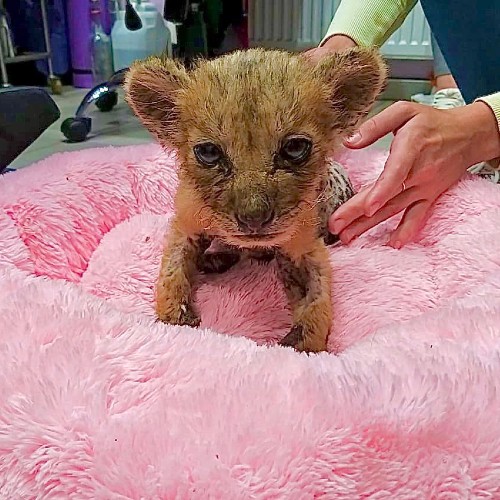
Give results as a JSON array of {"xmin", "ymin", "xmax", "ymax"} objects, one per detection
[
  {"xmin": 5, "ymin": 52, "xmax": 51, "ymax": 64},
  {"xmin": 0, "ymin": 0, "xmax": 60, "ymax": 92}
]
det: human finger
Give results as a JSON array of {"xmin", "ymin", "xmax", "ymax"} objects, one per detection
[
  {"xmin": 329, "ymin": 184, "xmax": 372, "ymax": 235},
  {"xmin": 364, "ymin": 135, "xmax": 418, "ymax": 216},
  {"xmin": 339, "ymin": 186, "xmax": 419, "ymax": 243},
  {"xmin": 388, "ymin": 199, "xmax": 432, "ymax": 249},
  {"xmin": 344, "ymin": 101, "xmax": 418, "ymax": 149}
]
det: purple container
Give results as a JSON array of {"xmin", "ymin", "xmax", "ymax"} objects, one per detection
[
  {"xmin": 66, "ymin": 0, "xmax": 114, "ymax": 88},
  {"xmin": 100, "ymin": 0, "xmax": 114, "ymax": 34}
]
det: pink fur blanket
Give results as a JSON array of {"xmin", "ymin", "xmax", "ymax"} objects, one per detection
[{"xmin": 1, "ymin": 144, "xmax": 500, "ymax": 498}]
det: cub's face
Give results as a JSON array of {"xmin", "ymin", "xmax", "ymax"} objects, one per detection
[{"xmin": 125, "ymin": 49, "xmax": 386, "ymax": 247}]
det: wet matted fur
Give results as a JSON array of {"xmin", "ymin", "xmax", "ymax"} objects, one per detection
[{"xmin": 125, "ymin": 48, "xmax": 386, "ymax": 352}]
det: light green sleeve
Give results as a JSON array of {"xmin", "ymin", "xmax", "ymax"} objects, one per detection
[
  {"xmin": 477, "ymin": 93, "xmax": 500, "ymax": 132},
  {"xmin": 320, "ymin": 0, "xmax": 418, "ymax": 47}
]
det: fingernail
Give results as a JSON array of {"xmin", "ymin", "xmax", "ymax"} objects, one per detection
[
  {"xmin": 345, "ymin": 131, "xmax": 361, "ymax": 144},
  {"xmin": 366, "ymin": 201, "xmax": 380, "ymax": 217},
  {"xmin": 331, "ymin": 218, "xmax": 346, "ymax": 234},
  {"xmin": 341, "ymin": 231, "xmax": 353, "ymax": 244},
  {"xmin": 392, "ymin": 240, "xmax": 402, "ymax": 249}
]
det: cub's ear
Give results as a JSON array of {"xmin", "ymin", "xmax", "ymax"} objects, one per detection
[
  {"xmin": 313, "ymin": 47, "xmax": 387, "ymax": 132},
  {"xmin": 125, "ymin": 56, "xmax": 189, "ymax": 145}
]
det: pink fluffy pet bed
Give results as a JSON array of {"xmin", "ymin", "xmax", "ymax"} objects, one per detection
[{"xmin": 1, "ymin": 144, "xmax": 500, "ymax": 498}]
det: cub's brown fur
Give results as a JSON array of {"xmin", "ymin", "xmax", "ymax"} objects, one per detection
[{"xmin": 125, "ymin": 48, "xmax": 386, "ymax": 352}]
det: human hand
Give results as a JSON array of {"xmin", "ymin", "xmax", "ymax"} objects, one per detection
[
  {"xmin": 304, "ymin": 34, "xmax": 357, "ymax": 63},
  {"xmin": 329, "ymin": 101, "xmax": 500, "ymax": 248}
]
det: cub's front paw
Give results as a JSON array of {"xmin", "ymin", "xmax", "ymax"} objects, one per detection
[
  {"xmin": 156, "ymin": 299, "xmax": 201, "ymax": 327},
  {"xmin": 279, "ymin": 324, "xmax": 328, "ymax": 353}
]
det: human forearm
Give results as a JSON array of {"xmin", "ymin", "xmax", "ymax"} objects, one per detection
[{"xmin": 321, "ymin": 0, "xmax": 418, "ymax": 48}]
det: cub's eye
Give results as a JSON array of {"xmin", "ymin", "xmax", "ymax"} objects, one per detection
[
  {"xmin": 194, "ymin": 142, "xmax": 223, "ymax": 166},
  {"xmin": 279, "ymin": 136, "xmax": 312, "ymax": 164}
]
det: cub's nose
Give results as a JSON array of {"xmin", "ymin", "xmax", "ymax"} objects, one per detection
[{"xmin": 235, "ymin": 207, "xmax": 275, "ymax": 234}]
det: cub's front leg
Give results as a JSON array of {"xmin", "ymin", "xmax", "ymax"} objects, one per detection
[
  {"xmin": 276, "ymin": 242, "xmax": 332, "ymax": 353},
  {"xmin": 156, "ymin": 225, "xmax": 208, "ymax": 326}
]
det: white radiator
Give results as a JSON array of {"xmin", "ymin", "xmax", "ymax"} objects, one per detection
[{"xmin": 248, "ymin": 0, "xmax": 432, "ymax": 59}]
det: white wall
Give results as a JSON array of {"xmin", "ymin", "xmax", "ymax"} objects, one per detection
[{"xmin": 248, "ymin": 0, "xmax": 432, "ymax": 60}]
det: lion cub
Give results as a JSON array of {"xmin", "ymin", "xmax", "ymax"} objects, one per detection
[{"xmin": 125, "ymin": 48, "xmax": 386, "ymax": 352}]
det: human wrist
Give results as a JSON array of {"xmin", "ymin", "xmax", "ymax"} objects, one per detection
[
  {"xmin": 457, "ymin": 101, "xmax": 500, "ymax": 164},
  {"xmin": 321, "ymin": 34, "xmax": 358, "ymax": 51}
]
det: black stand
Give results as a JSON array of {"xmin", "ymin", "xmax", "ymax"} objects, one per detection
[{"xmin": 0, "ymin": 87, "xmax": 60, "ymax": 172}]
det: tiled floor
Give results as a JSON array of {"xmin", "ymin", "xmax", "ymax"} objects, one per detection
[{"xmin": 10, "ymin": 87, "xmax": 394, "ymax": 169}]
